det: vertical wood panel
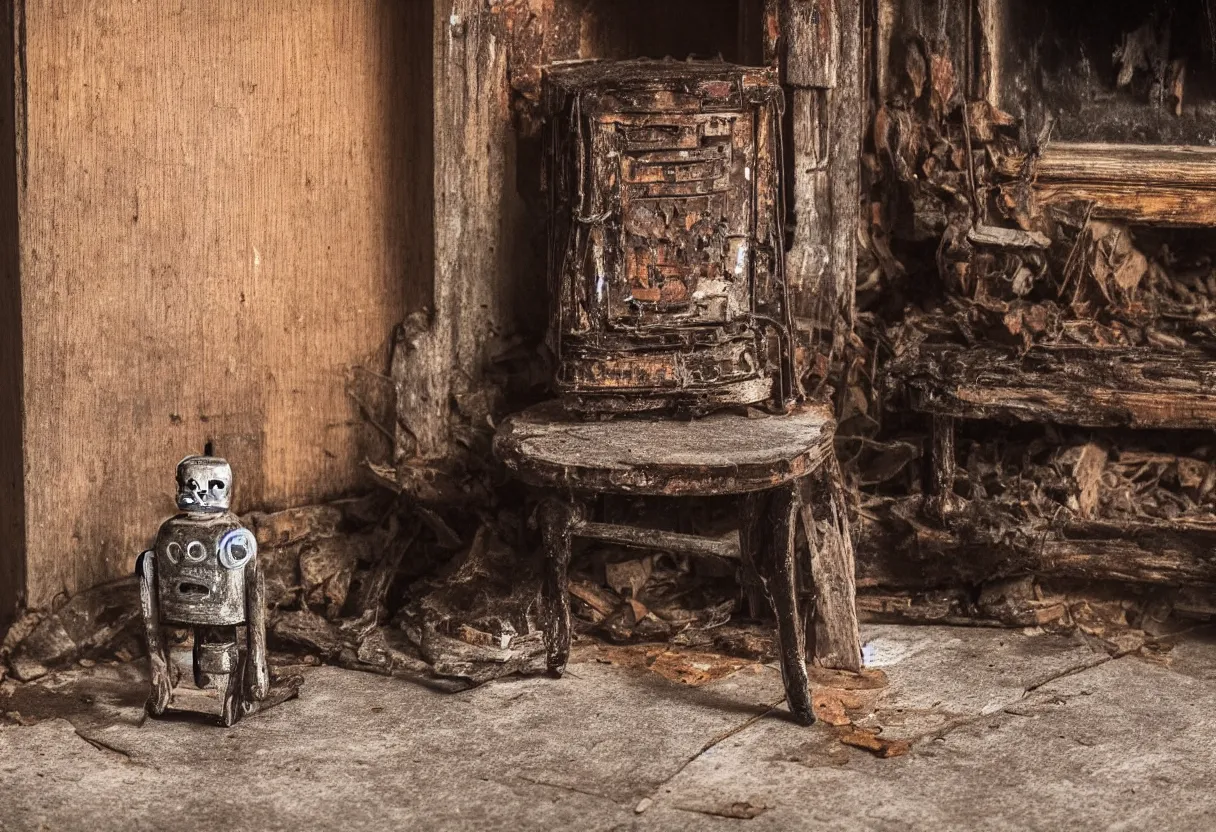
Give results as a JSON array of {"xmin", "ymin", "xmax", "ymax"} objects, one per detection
[
  {"xmin": 394, "ymin": 0, "xmax": 515, "ymax": 473},
  {"xmin": 16, "ymin": 0, "xmax": 429, "ymax": 609}
]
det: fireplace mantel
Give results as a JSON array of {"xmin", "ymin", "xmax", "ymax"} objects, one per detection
[{"xmin": 996, "ymin": 142, "xmax": 1216, "ymax": 226}]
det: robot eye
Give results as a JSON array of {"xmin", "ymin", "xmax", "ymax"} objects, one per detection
[
  {"xmin": 187, "ymin": 478, "xmax": 201, "ymax": 491},
  {"xmin": 185, "ymin": 541, "xmax": 207, "ymax": 563},
  {"xmin": 219, "ymin": 529, "xmax": 255, "ymax": 570},
  {"xmin": 165, "ymin": 542, "xmax": 183, "ymax": 564}
]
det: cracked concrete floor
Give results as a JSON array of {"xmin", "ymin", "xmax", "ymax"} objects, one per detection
[{"xmin": 2, "ymin": 624, "xmax": 1214, "ymax": 831}]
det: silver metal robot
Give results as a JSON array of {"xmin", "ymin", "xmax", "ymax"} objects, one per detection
[{"xmin": 137, "ymin": 456, "xmax": 268, "ymax": 726}]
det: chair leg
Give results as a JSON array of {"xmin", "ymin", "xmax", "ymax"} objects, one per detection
[
  {"xmin": 800, "ymin": 456, "xmax": 863, "ymax": 673},
  {"xmin": 926, "ymin": 414, "xmax": 964, "ymax": 522},
  {"xmin": 538, "ymin": 497, "xmax": 577, "ymax": 677},
  {"xmin": 741, "ymin": 483, "xmax": 814, "ymax": 726}
]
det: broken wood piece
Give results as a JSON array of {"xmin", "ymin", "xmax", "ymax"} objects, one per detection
[
  {"xmin": 421, "ymin": 624, "xmax": 546, "ymax": 684},
  {"xmin": 12, "ymin": 577, "xmax": 143, "ymax": 683},
  {"xmin": 836, "ymin": 726, "xmax": 910, "ymax": 758},
  {"xmin": 353, "ymin": 521, "xmax": 419, "ymax": 621},
  {"xmin": 924, "ymin": 414, "xmax": 965, "ymax": 522},
  {"xmin": 576, "ymin": 521, "xmax": 740, "ymax": 562},
  {"xmin": 967, "ymin": 225, "xmax": 1052, "ymax": 250},
  {"xmin": 602, "ymin": 557, "xmax": 653, "ymax": 598},
  {"xmin": 801, "ymin": 454, "xmax": 863, "ymax": 673},
  {"xmin": 568, "ymin": 581, "xmax": 619, "ymax": 622}
]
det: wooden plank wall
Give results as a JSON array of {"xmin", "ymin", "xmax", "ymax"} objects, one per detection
[{"xmin": 6, "ymin": 0, "xmax": 432, "ymax": 613}]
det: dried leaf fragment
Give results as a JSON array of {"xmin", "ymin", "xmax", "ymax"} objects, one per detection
[{"xmin": 837, "ymin": 726, "xmax": 911, "ymax": 758}]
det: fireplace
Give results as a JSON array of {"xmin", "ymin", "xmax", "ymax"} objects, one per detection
[
  {"xmin": 544, "ymin": 61, "xmax": 795, "ymax": 415},
  {"xmin": 993, "ymin": 0, "xmax": 1216, "ymax": 146},
  {"xmin": 976, "ymin": 0, "xmax": 1216, "ymax": 226}
]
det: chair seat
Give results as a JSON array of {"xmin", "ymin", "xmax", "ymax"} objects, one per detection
[{"xmin": 493, "ymin": 400, "xmax": 836, "ymax": 497}]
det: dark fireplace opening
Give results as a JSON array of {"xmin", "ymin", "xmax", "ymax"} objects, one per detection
[
  {"xmin": 999, "ymin": 0, "xmax": 1216, "ymax": 144},
  {"xmin": 562, "ymin": 0, "xmax": 765, "ymax": 65}
]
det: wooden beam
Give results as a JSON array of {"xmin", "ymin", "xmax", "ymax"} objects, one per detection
[
  {"xmin": 896, "ymin": 345, "xmax": 1216, "ymax": 429},
  {"xmin": 855, "ymin": 497, "xmax": 1216, "ymax": 590},
  {"xmin": 997, "ymin": 142, "xmax": 1216, "ymax": 226}
]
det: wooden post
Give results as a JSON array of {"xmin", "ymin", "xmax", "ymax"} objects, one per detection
[
  {"xmin": 394, "ymin": 0, "xmax": 514, "ymax": 478},
  {"xmin": 783, "ymin": 0, "xmax": 863, "ymax": 337},
  {"xmin": 539, "ymin": 496, "xmax": 578, "ymax": 676},
  {"xmin": 783, "ymin": 0, "xmax": 864, "ymax": 673}
]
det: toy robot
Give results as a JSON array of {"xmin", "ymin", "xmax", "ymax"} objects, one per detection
[{"xmin": 137, "ymin": 456, "xmax": 268, "ymax": 726}]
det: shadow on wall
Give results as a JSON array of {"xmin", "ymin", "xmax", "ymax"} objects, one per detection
[{"xmin": 0, "ymin": 1, "xmax": 25, "ymax": 631}]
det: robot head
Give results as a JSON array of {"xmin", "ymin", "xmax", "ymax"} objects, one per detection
[{"xmin": 176, "ymin": 456, "xmax": 232, "ymax": 512}]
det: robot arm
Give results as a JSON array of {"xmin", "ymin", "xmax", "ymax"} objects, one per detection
[
  {"xmin": 244, "ymin": 551, "xmax": 269, "ymax": 702},
  {"xmin": 136, "ymin": 551, "xmax": 172, "ymax": 715}
]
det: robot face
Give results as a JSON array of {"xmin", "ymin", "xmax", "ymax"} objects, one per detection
[{"xmin": 176, "ymin": 456, "xmax": 232, "ymax": 512}]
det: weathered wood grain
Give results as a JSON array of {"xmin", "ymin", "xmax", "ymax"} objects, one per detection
[
  {"xmin": 788, "ymin": 88, "xmax": 832, "ymax": 314},
  {"xmin": 895, "ymin": 344, "xmax": 1216, "ymax": 429},
  {"xmin": 785, "ymin": 0, "xmax": 862, "ymax": 334},
  {"xmin": 9, "ymin": 0, "xmax": 430, "ymax": 612},
  {"xmin": 394, "ymin": 0, "xmax": 511, "ymax": 471},
  {"xmin": 785, "ymin": 0, "xmax": 839, "ymax": 88},
  {"xmin": 826, "ymin": 0, "xmax": 862, "ymax": 332},
  {"xmin": 996, "ymin": 143, "xmax": 1216, "ymax": 226},
  {"xmin": 494, "ymin": 401, "xmax": 836, "ymax": 497},
  {"xmin": 801, "ymin": 453, "xmax": 862, "ymax": 672}
]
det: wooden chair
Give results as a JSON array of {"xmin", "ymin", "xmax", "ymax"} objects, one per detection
[{"xmin": 494, "ymin": 400, "xmax": 862, "ymax": 725}]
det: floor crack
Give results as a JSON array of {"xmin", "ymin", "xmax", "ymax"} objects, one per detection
[
  {"xmin": 508, "ymin": 773, "xmax": 616, "ymax": 803},
  {"xmin": 73, "ymin": 726, "xmax": 143, "ymax": 765},
  {"xmin": 1023, "ymin": 653, "xmax": 1113, "ymax": 695},
  {"xmin": 919, "ymin": 652, "xmax": 1116, "ymax": 744},
  {"xmin": 640, "ymin": 695, "xmax": 786, "ymax": 807}
]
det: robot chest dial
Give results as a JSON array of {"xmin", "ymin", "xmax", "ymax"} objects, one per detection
[{"xmin": 158, "ymin": 526, "xmax": 255, "ymax": 571}]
